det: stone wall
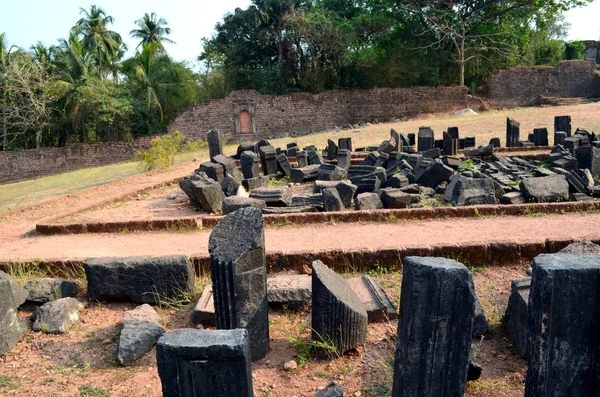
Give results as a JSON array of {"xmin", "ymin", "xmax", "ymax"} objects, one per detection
[
  {"xmin": 168, "ymin": 87, "xmax": 469, "ymax": 142},
  {"xmin": 582, "ymin": 41, "xmax": 600, "ymax": 64},
  {"xmin": 0, "ymin": 138, "xmax": 152, "ymax": 184},
  {"xmin": 489, "ymin": 60, "xmax": 599, "ymax": 106}
]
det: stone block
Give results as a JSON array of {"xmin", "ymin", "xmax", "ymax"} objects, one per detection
[
  {"xmin": 0, "ymin": 280, "xmax": 27, "ymax": 355},
  {"xmin": 502, "ymin": 277, "xmax": 530, "ymax": 358},
  {"xmin": 249, "ymin": 188, "xmax": 291, "ymax": 207},
  {"xmin": 191, "ymin": 285, "xmax": 215, "ymax": 326},
  {"xmin": 346, "ymin": 275, "xmax": 397, "ymax": 323},
  {"xmin": 520, "ymin": 175, "xmax": 569, "ymax": 203}
]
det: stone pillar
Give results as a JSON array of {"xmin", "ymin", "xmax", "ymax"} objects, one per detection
[
  {"xmin": 241, "ymin": 151, "xmax": 260, "ymax": 180},
  {"xmin": 337, "ymin": 149, "xmax": 351, "ymax": 170},
  {"xmin": 447, "ymin": 126, "xmax": 459, "ymax": 140},
  {"xmin": 327, "ymin": 139, "xmax": 339, "ymax": 160},
  {"xmin": 392, "ymin": 257, "xmax": 475, "ymax": 397},
  {"xmin": 525, "ymin": 253, "xmax": 600, "ymax": 397},
  {"xmin": 532, "ymin": 128, "xmax": 549, "ymax": 146},
  {"xmin": 390, "ymin": 129, "xmax": 401, "ymax": 152},
  {"xmin": 276, "ymin": 153, "xmax": 292, "ymax": 177},
  {"xmin": 418, "ymin": 127, "xmax": 434, "ymax": 152},
  {"xmin": 311, "ymin": 260, "xmax": 367, "ymax": 355},
  {"xmin": 296, "ymin": 151, "xmax": 308, "ymax": 168},
  {"xmin": 207, "ymin": 130, "xmax": 223, "ymax": 162},
  {"xmin": 554, "ymin": 115, "xmax": 572, "ymax": 137},
  {"xmin": 443, "ymin": 131, "xmax": 457, "ymax": 156},
  {"xmin": 156, "ymin": 329, "xmax": 253, "ymax": 397},
  {"xmin": 338, "ymin": 137, "xmax": 353, "ymax": 152},
  {"xmin": 209, "ymin": 207, "xmax": 269, "ymax": 361},
  {"xmin": 506, "ymin": 118, "xmax": 520, "ymax": 148}
]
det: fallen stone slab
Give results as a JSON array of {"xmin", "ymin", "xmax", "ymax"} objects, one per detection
[
  {"xmin": 560, "ymin": 241, "xmax": 600, "ymax": 255},
  {"xmin": 84, "ymin": 256, "xmax": 195, "ymax": 305},
  {"xmin": 502, "ymin": 277, "xmax": 530, "ymax": 358},
  {"xmin": 313, "ymin": 181, "xmax": 357, "ymax": 208},
  {"xmin": 249, "ymin": 187, "xmax": 292, "ymax": 207},
  {"xmin": 190, "ymin": 285, "xmax": 215, "ymax": 326},
  {"xmin": 179, "ymin": 172, "xmax": 225, "ymax": 213},
  {"xmin": 222, "ymin": 196, "xmax": 267, "ymax": 215},
  {"xmin": 262, "ymin": 206, "xmax": 318, "ymax": 214},
  {"xmin": 354, "ymin": 192, "xmax": 383, "ymax": 210},
  {"xmin": 312, "ymin": 260, "xmax": 367, "ymax": 355},
  {"xmin": 444, "ymin": 175, "xmax": 497, "ymax": 206},
  {"xmin": 0, "ymin": 280, "xmax": 28, "ymax": 355},
  {"xmin": 500, "ymin": 192, "xmax": 526, "ymax": 205},
  {"xmin": 32, "ymin": 297, "xmax": 84, "ymax": 334},
  {"xmin": 24, "ymin": 278, "xmax": 80, "ymax": 304},
  {"xmin": 520, "ymin": 175, "xmax": 569, "ymax": 203},
  {"xmin": 291, "ymin": 194, "xmax": 324, "ymax": 211},
  {"xmin": 346, "ymin": 275, "xmax": 397, "ymax": 323},
  {"xmin": 267, "ymin": 275, "xmax": 312, "ymax": 308},
  {"xmin": 473, "ymin": 295, "xmax": 489, "ymax": 337},
  {"xmin": 0, "ymin": 270, "xmax": 28, "ymax": 307},
  {"xmin": 242, "ymin": 176, "xmax": 270, "ymax": 191},
  {"xmin": 118, "ymin": 304, "xmax": 165, "ymax": 365},
  {"xmin": 415, "ymin": 160, "xmax": 454, "ymax": 189},
  {"xmin": 322, "ymin": 188, "xmax": 344, "ymax": 212},
  {"xmin": 381, "ymin": 189, "xmax": 412, "ymax": 209},
  {"xmin": 290, "ymin": 164, "xmax": 321, "ymax": 183}
]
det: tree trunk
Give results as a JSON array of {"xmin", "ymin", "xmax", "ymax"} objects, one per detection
[
  {"xmin": 459, "ymin": 37, "xmax": 465, "ymax": 87},
  {"xmin": 277, "ymin": 29, "xmax": 285, "ymax": 94}
]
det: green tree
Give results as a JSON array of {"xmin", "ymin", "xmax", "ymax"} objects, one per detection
[
  {"xmin": 72, "ymin": 5, "xmax": 124, "ymax": 78},
  {"xmin": 565, "ymin": 40, "xmax": 586, "ymax": 60},
  {"xmin": 130, "ymin": 12, "xmax": 175, "ymax": 51}
]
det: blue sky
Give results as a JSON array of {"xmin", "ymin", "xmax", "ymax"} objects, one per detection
[{"xmin": 1, "ymin": 0, "xmax": 598, "ymax": 65}]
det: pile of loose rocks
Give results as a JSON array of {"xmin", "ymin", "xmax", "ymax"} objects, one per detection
[{"xmin": 180, "ymin": 117, "xmax": 599, "ymax": 215}]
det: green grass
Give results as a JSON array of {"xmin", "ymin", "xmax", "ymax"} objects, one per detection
[
  {"xmin": 0, "ymin": 147, "xmax": 214, "ymax": 215},
  {"xmin": 79, "ymin": 385, "xmax": 111, "ymax": 397}
]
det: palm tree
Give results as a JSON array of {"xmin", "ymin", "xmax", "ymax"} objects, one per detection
[
  {"xmin": 1, "ymin": 33, "xmax": 18, "ymax": 150},
  {"xmin": 130, "ymin": 12, "xmax": 175, "ymax": 51},
  {"xmin": 72, "ymin": 5, "xmax": 124, "ymax": 77}
]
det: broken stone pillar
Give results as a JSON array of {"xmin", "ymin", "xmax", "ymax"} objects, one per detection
[
  {"xmin": 338, "ymin": 137, "xmax": 353, "ymax": 152},
  {"xmin": 532, "ymin": 128, "xmax": 549, "ymax": 146},
  {"xmin": 576, "ymin": 146, "xmax": 600, "ymax": 179},
  {"xmin": 390, "ymin": 129, "xmax": 401, "ymax": 152},
  {"xmin": 392, "ymin": 257, "xmax": 475, "ymax": 397},
  {"xmin": 525, "ymin": 253, "xmax": 600, "ymax": 397},
  {"xmin": 276, "ymin": 153, "xmax": 292, "ymax": 177},
  {"xmin": 249, "ymin": 187, "xmax": 292, "ymax": 207},
  {"xmin": 506, "ymin": 117, "xmax": 520, "ymax": 148},
  {"xmin": 207, "ymin": 129, "xmax": 223, "ymax": 162},
  {"xmin": 179, "ymin": 172, "xmax": 225, "ymax": 213},
  {"xmin": 554, "ymin": 115, "xmax": 571, "ymax": 137},
  {"xmin": 307, "ymin": 147, "xmax": 325, "ymax": 165},
  {"xmin": 259, "ymin": 145, "xmax": 278, "ymax": 176},
  {"xmin": 443, "ymin": 131, "xmax": 457, "ymax": 156},
  {"xmin": 240, "ymin": 151, "xmax": 260, "ymax": 180},
  {"xmin": 322, "ymin": 187, "xmax": 344, "ymax": 211},
  {"xmin": 157, "ymin": 329, "xmax": 253, "ymax": 397},
  {"xmin": 0, "ymin": 280, "xmax": 28, "ymax": 355},
  {"xmin": 296, "ymin": 151, "xmax": 308, "ymax": 168},
  {"xmin": 346, "ymin": 275, "xmax": 397, "ymax": 323},
  {"xmin": 554, "ymin": 131, "xmax": 567, "ymax": 147},
  {"xmin": 191, "ymin": 285, "xmax": 215, "ymax": 326},
  {"xmin": 327, "ymin": 139, "xmax": 339, "ymax": 160},
  {"xmin": 198, "ymin": 162, "xmax": 225, "ymax": 183},
  {"xmin": 418, "ymin": 127, "xmax": 434, "ymax": 152},
  {"xmin": 311, "ymin": 260, "xmax": 367, "ymax": 355},
  {"xmin": 502, "ymin": 277, "xmax": 530, "ymax": 358},
  {"xmin": 209, "ymin": 207, "xmax": 269, "ymax": 361},
  {"xmin": 337, "ymin": 149, "xmax": 351, "ymax": 170}
]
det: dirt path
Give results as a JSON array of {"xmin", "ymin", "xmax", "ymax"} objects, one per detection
[{"xmin": 2, "ymin": 212, "xmax": 599, "ymax": 262}]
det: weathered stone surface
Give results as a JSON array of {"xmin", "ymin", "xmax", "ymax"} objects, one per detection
[
  {"xmin": 84, "ymin": 256, "xmax": 195, "ymax": 304},
  {"xmin": 318, "ymin": 164, "xmax": 348, "ymax": 181},
  {"xmin": 207, "ymin": 130, "xmax": 223, "ymax": 161},
  {"xmin": 221, "ymin": 175, "xmax": 241, "ymax": 197},
  {"xmin": 499, "ymin": 192, "xmax": 525, "ymax": 205},
  {"xmin": 267, "ymin": 275, "xmax": 311, "ymax": 307},
  {"xmin": 506, "ymin": 118, "xmax": 520, "ymax": 148},
  {"xmin": 312, "ymin": 260, "xmax": 367, "ymax": 355},
  {"xmin": 118, "ymin": 304, "xmax": 165, "ymax": 365},
  {"xmin": 277, "ymin": 153, "xmax": 292, "ymax": 177},
  {"xmin": 385, "ymin": 174, "xmax": 410, "ymax": 189},
  {"xmin": 418, "ymin": 127, "xmax": 435, "ymax": 152},
  {"xmin": 242, "ymin": 176, "xmax": 270, "ymax": 191},
  {"xmin": 322, "ymin": 188, "xmax": 344, "ymax": 211},
  {"xmin": 560, "ymin": 241, "xmax": 600, "ymax": 254},
  {"xmin": 213, "ymin": 154, "xmax": 243, "ymax": 182},
  {"xmin": 249, "ymin": 187, "xmax": 291, "ymax": 207},
  {"xmin": 473, "ymin": 295, "xmax": 489, "ymax": 337},
  {"xmin": 520, "ymin": 175, "xmax": 569, "ymax": 202},
  {"xmin": 575, "ymin": 146, "xmax": 600, "ymax": 179},
  {"xmin": 222, "ymin": 196, "xmax": 267, "ymax": 215},
  {"xmin": 291, "ymin": 194, "xmax": 323, "ymax": 211},
  {"xmin": 179, "ymin": 172, "xmax": 225, "ymax": 213},
  {"xmin": 307, "ymin": 147, "xmax": 325, "ymax": 165},
  {"xmin": 531, "ymin": 128, "xmax": 549, "ymax": 146},
  {"xmin": 465, "ymin": 145, "xmax": 494, "ymax": 158},
  {"xmin": 443, "ymin": 131, "xmax": 458, "ymax": 156},
  {"xmin": 32, "ymin": 297, "xmax": 84, "ymax": 334},
  {"xmin": 525, "ymin": 254, "xmax": 600, "ymax": 397},
  {"xmin": 327, "ymin": 139, "xmax": 339, "ymax": 160},
  {"xmin": 24, "ymin": 278, "xmax": 79, "ymax": 304},
  {"xmin": 392, "ymin": 257, "xmax": 475, "ymax": 397},
  {"xmin": 198, "ymin": 161, "xmax": 225, "ymax": 184},
  {"xmin": 314, "ymin": 181, "xmax": 357, "ymax": 208},
  {"xmin": 444, "ymin": 175, "xmax": 496, "ymax": 206},
  {"xmin": 0, "ymin": 280, "xmax": 27, "ymax": 355},
  {"xmin": 259, "ymin": 145, "xmax": 278, "ymax": 176},
  {"xmin": 415, "ymin": 160, "xmax": 454, "ymax": 189},
  {"xmin": 502, "ymin": 277, "xmax": 530, "ymax": 358},
  {"xmin": 209, "ymin": 208, "xmax": 269, "ymax": 361},
  {"xmin": 338, "ymin": 137, "xmax": 353, "ymax": 151},
  {"xmin": 336, "ymin": 149, "xmax": 351, "ymax": 170},
  {"xmin": 262, "ymin": 206, "xmax": 319, "ymax": 214},
  {"xmin": 380, "ymin": 189, "xmax": 412, "ymax": 209},
  {"xmin": 354, "ymin": 192, "xmax": 383, "ymax": 210},
  {"xmin": 291, "ymin": 164, "xmax": 321, "ymax": 183},
  {"xmin": 554, "ymin": 115, "xmax": 571, "ymax": 137},
  {"xmin": 315, "ymin": 382, "xmax": 343, "ymax": 397},
  {"xmin": 240, "ymin": 151, "xmax": 260, "ymax": 180},
  {"xmin": 296, "ymin": 151, "xmax": 308, "ymax": 168},
  {"xmin": 191, "ymin": 285, "xmax": 215, "ymax": 326},
  {"xmin": 346, "ymin": 276, "xmax": 397, "ymax": 323},
  {"xmin": 0, "ymin": 270, "xmax": 28, "ymax": 307},
  {"xmin": 157, "ymin": 329, "xmax": 253, "ymax": 397}
]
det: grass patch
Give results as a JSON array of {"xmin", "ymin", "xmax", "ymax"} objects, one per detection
[
  {"xmin": 2, "ymin": 260, "xmax": 86, "ymax": 285},
  {"xmin": 79, "ymin": 385, "xmax": 111, "ymax": 397}
]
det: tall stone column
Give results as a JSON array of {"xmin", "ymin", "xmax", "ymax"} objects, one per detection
[
  {"xmin": 392, "ymin": 257, "xmax": 475, "ymax": 397},
  {"xmin": 209, "ymin": 207, "xmax": 269, "ymax": 361},
  {"xmin": 525, "ymin": 253, "xmax": 600, "ymax": 397}
]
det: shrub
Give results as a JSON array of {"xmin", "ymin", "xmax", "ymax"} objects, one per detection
[{"xmin": 135, "ymin": 131, "xmax": 185, "ymax": 171}]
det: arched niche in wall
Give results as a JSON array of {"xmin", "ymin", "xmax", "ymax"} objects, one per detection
[{"xmin": 233, "ymin": 102, "xmax": 256, "ymax": 137}]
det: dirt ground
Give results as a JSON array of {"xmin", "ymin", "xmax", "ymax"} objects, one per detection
[{"xmin": 0, "ymin": 265, "xmax": 527, "ymax": 397}]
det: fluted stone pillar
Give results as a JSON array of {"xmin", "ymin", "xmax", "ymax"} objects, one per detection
[{"xmin": 209, "ymin": 207, "xmax": 269, "ymax": 361}]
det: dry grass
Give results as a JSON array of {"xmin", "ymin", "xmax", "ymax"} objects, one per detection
[{"xmin": 268, "ymin": 102, "xmax": 600, "ymax": 150}]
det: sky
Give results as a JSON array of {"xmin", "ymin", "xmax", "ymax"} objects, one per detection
[{"xmin": 0, "ymin": 0, "xmax": 598, "ymax": 65}]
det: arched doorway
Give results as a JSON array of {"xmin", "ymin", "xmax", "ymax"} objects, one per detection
[{"xmin": 240, "ymin": 111, "xmax": 252, "ymax": 134}]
